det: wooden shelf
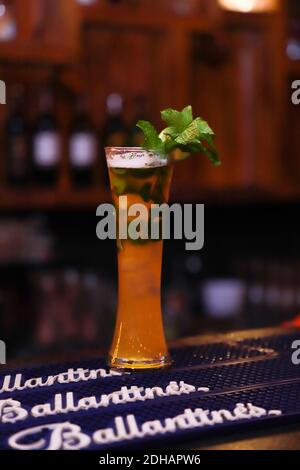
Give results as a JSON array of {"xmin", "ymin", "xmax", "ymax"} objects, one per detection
[
  {"xmin": 220, "ymin": 9, "xmax": 280, "ymax": 28},
  {"xmin": 0, "ymin": 184, "xmax": 294, "ymax": 212},
  {"xmin": 0, "ymin": 0, "xmax": 80, "ymax": 65},
  {"xmin": 80, "ymin": 4, "xmax": 219, "ymax": 33},
  {"xmin": 0, "ymin": 188, "xmax": 110, "ymax": 211},
  {"xmin": 0, "ymin": 1, "xmax": 293, "ymax": 207},
  {"xmin": 0, "ymin": 42, "xmax": 79, "ymax": 65}
]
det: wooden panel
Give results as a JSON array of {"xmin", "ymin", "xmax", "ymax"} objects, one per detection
[
  {"xmin": 29, "ymin": 0, "xmax": 79, "ymax": 53},
  {"xmin": 0, "ymin": 0, "xmax": 291, "ymax": 208},
  {"xmin": 190, "ymin": 16, "xmax": 284, "ymax": 193},
  {"xmin": 77, "ymin": 25, "xmax": 168, "ymax": 126},
  {"xmin": 186, "ymin": 33, "xmax": 239, "ymax": 191},
  {"xmin": 0, "ymin": 0, "xmax": 80, "ymax": 64},
  {"xmin": 80, "ymin": 1, "xmax": 219, "ymax": 33}
]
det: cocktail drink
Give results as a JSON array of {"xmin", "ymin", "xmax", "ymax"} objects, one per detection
[
  {"xmin": 104, "ymin": 106, "xmax": 219, "ymax": 370},
  {"xmin": 105, "ymin": 147, "xmax": 173, "ymax": 369}
]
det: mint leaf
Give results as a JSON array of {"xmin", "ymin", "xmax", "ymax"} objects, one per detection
[
  {"xmin": 175, "ymin": 118, "xmax": 214, "ymax": 145},
  {"xmin": 180, "ymin": 137, "xmax": 220, "ymax": 166},
  {"xmin": 173, "ymin": 115, "xmax": 220, "ymax": 166},
  {"xmin": 200, "ymin": 133, "xmax": 220, "ymax": 164},
  {"xmin": 201, "ymin": 144, "xmax": 220, "ymax": 166},
  {"xmin": 159, "ymin": 126, "xmax": 179, "ymax": 140},
  {"xmin": 175, "ymin": 119, "xmax": 201, "ymax": 145},
  {"xmin": 161, "ymin": 105, "xmax": 193, "ymax": 132},
  {"xmin": 136, "ymin": 106, "xmax": 220, "ymax": 166},
  {"xmin": 196, "ymin": 118, "xmax": 215, "ymax": 136},
  {"xmin": 136, "ymin": 120, "xmax": 164, "ymax": 155},
  {"xmin": 164, "ymin": 138, "xmax": 179, "ymax": 154}
]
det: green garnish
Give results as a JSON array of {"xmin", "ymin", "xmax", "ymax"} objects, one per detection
[{"xmin": 136, "ymin": 105, "xmax": 220, "ymax": 166}]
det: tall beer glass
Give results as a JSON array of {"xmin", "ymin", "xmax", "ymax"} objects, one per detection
[{"xmin": 105, "ymin": 147, "xmax": 173, "ymax": 369}]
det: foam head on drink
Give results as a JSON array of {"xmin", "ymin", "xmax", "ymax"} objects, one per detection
[{"xmin": 105, "ymin": 147, "xmax": 172, "ymax": 369}]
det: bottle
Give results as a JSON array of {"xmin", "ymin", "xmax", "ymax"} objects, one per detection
[
  {"xmin": 69, "ymin": 95, "xmax": 97, "ymax": 188},
  {"xmin": 32, "ymin": 90, "xmax": 61, "ymax": 186},
  {"xmin": 129, "ymin": 95, "xmax": 148, "ymax": 147},
  {"xmin": 0, "ymin": 1, "xmax": 17, "ymax": 42},
  {"xmin": 287, "ymin": 0, "xmax": 300, "ymax": 60},
  {"xmin": 5, "ymin": 85, "xmax": 29, "ymax": 186},
  {"xmin": 101, "ymin": 93, "xmax": 127, "ymax": 188},
  {"xmin": 102, "ymin": 93, "xmax": 127, "ymax": 148}
]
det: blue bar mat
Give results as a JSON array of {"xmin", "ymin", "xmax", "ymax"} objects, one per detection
[{"xmin": 0, "ymin": 331, "xmax": 299, "ymax": 450}]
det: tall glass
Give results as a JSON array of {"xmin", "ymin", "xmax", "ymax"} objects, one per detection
[{"xmin": 105, "ymin": 147, "xmax": 173, "ymax": 370}]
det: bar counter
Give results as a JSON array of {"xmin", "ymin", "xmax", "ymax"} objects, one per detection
[{"xmin": 1, "ymin": 327, "xmax": 299, "ymax": 450}]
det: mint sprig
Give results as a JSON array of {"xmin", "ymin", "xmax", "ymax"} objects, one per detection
[
  {"xmin": 137, "ymin": 105, "xmax": 220, "ymax": 166},
  {"xmin": 136, "ymin": 121, "xmax": 164, "ymax": 155},
  {"xmin": 161, "ymin": 105, "xmax": 193, "ymax": 132}
]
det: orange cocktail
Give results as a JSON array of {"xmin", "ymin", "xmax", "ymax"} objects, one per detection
[{"xmin": 105, "ymin": 147, "xmax": 173, "ymax": 369}]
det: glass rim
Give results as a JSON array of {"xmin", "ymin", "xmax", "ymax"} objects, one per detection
[
  {"xmin": 105, "ymin": 146, "xmax": 169, "ymax": 168},
  {"xmin": 105, "ymin": 146, "xmax": 149, "ymax": 152}
]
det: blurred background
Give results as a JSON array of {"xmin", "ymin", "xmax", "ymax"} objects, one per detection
[{"xmin": 0, "ymin": 0, "xmax": 300, "ymax": 362}]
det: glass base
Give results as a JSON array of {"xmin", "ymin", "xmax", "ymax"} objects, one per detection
[{"xmin": 108, "ymin": 355, "xmax": 171, "ymax": 371}]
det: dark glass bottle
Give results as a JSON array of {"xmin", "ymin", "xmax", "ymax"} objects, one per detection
[
  {"xmin": 287, "ymin": 0, "xmax": 300, "ymax": 61},
  {"xmin": 5, "ymin": 85, "xmax": 29, "ymax": 186},
  {"xmin": 128, "ymin": 95, "xmax": 148, "ymax": 147},
  {"xmin": 32, "ymin": 90, "xmax": 61, "ymax": 187},
  {"xmin": 102, "ymin": 93, "xmax": 127, "ymax": 148},
  {"xmin": 69, "ymin": 96, "xmax": 97, "ymax": 188},
  {"xmin": 101, "ymin": 93, "xmax": 127, "ymax": 188}
]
